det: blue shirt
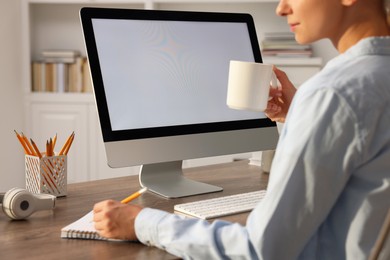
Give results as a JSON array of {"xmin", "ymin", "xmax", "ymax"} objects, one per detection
[{"xmin": 135, "ymin": 37, "xmax": 390, "ymax": 260}]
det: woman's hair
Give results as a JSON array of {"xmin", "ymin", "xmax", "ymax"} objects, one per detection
[{"xmin": 385, "ymin": 0, "xmax": 390, "ymax": 26}]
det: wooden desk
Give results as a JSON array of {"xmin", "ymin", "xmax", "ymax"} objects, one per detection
[{"xmin": 0, "ymin": 160, "xmax": 268, "ymax": 259}]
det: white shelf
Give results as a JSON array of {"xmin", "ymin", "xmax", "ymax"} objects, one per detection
[
  {"xmin": 26, "ymin": 92, "xmax": 95, "ymax": 104},
  {"xmin": 263, "ymin": 57, "xmax": 323, "ymax": 66}
]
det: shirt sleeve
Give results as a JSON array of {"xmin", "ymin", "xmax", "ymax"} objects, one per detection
[
  {"xmin": 135, "ymin": 88, "xmax": 362, "ymax": 259},
  {"xmin": 135, "ymin": 207, "xmax": 258, "ymax": 259}
]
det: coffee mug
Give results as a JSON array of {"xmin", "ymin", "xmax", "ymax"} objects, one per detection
[{"xmin": 227, "ymin": 60, "xmax": 277, "ymax": 112}]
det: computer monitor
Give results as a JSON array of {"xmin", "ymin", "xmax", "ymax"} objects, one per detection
[{"xmin": 80, "ymin": 7, "xmax": 279, "ymax": 198}]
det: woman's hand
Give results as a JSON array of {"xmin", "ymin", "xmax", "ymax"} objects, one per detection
[
  {"xmin": 93, "ymin": 200, "xmax": 143, "ymax": 240},
  {"xmin": 265, "ymin": 66, "xmax": 297, "ymax": 123}
]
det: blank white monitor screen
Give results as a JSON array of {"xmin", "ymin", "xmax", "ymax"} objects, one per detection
[
  {"xmin": 93, "ymin": 19, "xmax": 263, "ymax": 130},
  {"xmin": 80, "ymin": 8, "xmax": 279, "ymax": 198}
]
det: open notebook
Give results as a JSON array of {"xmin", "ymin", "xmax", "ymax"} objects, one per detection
[
  {"xmin": 61, "ymin": 211, "xmax": 107, "ymax": 240},
  {"xmin": 61, "ymin": 211, "xmax": 130, "ymax": 241}
]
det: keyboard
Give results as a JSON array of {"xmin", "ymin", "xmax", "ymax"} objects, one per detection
[{"xmin": 174, "ymin": 190, "xmax": 266, "ymax": 219}]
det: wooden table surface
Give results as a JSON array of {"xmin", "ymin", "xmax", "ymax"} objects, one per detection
[{"xmin": 0, "ymin": 160, "xmax": 268, "ymax": 259}]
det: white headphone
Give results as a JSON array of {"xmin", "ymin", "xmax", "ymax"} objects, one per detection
[{"xmin": 0, "ymin": 188, "xmax": 56, "ymax": 220}]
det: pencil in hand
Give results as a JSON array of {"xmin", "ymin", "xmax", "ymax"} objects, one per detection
[{"xmin": 121, "ymin": 187, "xmax": 148, "ymax": 204}]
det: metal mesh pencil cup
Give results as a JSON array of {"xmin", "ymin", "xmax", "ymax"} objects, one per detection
[{"xmin": 25, "ymin": 154, "xmax": 67, "ymax": 197}]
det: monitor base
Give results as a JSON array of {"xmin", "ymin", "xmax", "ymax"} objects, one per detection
[{"xmin": 139, "ymin": 161, "xmax": 223, "ymax": 198}]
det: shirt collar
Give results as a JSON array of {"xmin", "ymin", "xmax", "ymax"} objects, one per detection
[{"xmin": 325, "ymin": 36, "xmax": 390, "ymax": 68}]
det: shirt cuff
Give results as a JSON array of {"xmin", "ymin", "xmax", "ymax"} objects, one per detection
[{"xmin": 134, "ymin": 207, "xmax": 170, "ymax": 247}]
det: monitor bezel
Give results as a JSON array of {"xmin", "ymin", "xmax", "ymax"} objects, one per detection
[{"xmin": 80, "ymin": 7, "xmax": 276, "ymax": 143}]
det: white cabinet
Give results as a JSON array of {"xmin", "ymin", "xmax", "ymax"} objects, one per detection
[
  {"xmin": 26, "ymin": 94, "xmax": 141, "ymax": 183},
  {"xmin": 22, "ymin": 0, "xmax": 330, "ymax": 182},
  {"xmin": 26, "ymin": 94, "xmax": 90, "ymax": 183}
]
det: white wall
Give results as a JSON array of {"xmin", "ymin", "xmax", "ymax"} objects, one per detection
[
  {"xmin": 0, "ymin": 0, "xmax": 24, "ymax": 191},
  {"xmin": 312, "ymin": 39, "xmax": 338, "ymax": 64}
]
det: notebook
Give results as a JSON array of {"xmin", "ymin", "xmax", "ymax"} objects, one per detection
[
  {"xmin": 61, "ymin": 211, "xmax": 128, "ymax": 241},
  {"xmin": 61, "ymin": 211, "xmax": 105, "ymax": 240}
]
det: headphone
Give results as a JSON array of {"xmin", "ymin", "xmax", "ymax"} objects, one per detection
[{"xmin": 0, "ymin": 188, "xmax": 56, "ymax": 220}]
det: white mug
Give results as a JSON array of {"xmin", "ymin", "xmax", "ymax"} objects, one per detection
[{"xmin": 227, "ymin": 60, "xmax": 277, "ymax": 112}]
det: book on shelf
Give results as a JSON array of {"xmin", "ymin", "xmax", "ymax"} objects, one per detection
[
  {"xmin": 31, "ymin": 62, "xmax": 58, "ymax": 92},
  {"xmin": 31, "ymin": 61, "xmax": 45, "ymax": 92},
  {"xmin": 82, "ymin": 58, "xmax": 93, "ymax": 93},
  {"xmin": 261, "ymin": 32, "xmax": 313, "ymax": 58},
  {"xmin": 42, "ymin": 49, "xmax": 81, "ymax": 63},
  {"xmin": 45, "ymin": 63, "xmax": 56, "ymax": 92},
  {"xmin": 31, "ymin": 56, "xmax": 92, "ymax": 93},
  {"xmin": 68, "ymin": 56, "xmax": 83, "ymax": 93},
  {"xmin": 263, "ymin": 32, "xmax": 297, "ymax": 40},
  {"xmin": 262, "ymin": 49, "xmax": 313, "ymax": 58}
]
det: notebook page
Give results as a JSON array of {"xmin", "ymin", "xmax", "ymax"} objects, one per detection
[{"xmin": 60, "ymin": 210, "xmax": 107, "ymax": 240}]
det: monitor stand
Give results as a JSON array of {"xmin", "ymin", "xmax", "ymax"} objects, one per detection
[{"xmin": 139, "ymin": 160, "xmax": 223, "ymax": 198}]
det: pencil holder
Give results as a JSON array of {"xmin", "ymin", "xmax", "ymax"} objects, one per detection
[{"xmin": 25, "ymin": 154, "xmax": 67, "ymax": 197}]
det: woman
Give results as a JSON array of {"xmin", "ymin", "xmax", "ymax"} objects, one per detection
[{"xmin": 93, "ymin": 0, "xmax": 390, "ymax": 259}]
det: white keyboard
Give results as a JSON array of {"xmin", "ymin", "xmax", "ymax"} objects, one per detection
[{"xmin": 174, "ymin": 190, "xmax": 266, "ymax": 219}]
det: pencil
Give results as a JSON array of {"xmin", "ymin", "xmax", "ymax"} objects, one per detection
[
  {"xmin": 46, "ymin": 140, "xmax": 54, "ymax": 157},
  {"xmin": 63, "ymin": 133, "xmax": 75, "ymax": 155},
  {"xmin": 59, "ymin": 132, "xmax": 74, "ymax": 155},
  {"xmin": 21, "ymin": 133, "xmax": 35, "ymax": 156},
  {"xmin": 30, "ymin": 139, "xmax": 42, "ymax": 158},
  {"xmin": 49, "ymin": 138, "xmax": 53, "ymax": 156},
  {"xmin": 46, "ymin": 140, "xmax": 49, "ymax": 157},
  {"xmin": 121, "ymin": 187, "xmax": 148, "ymax": 204},
  {"xmin": 52, "ymin": 134, "xmax": 57, "ymax": 153},
  {"xmin": 14, "ymin": 130, "xmax": 31, "ymax": 155}
]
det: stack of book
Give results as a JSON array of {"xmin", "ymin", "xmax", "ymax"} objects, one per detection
[
  {"xmin": 31, "ymin": 50, "xmax": 93, "ymax": 93},
  {"xmin": 261, "ymin": 32, "xmax": 312, "ymax": 58}
]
